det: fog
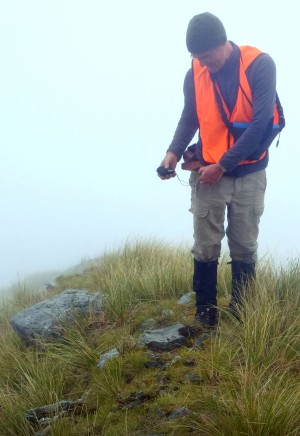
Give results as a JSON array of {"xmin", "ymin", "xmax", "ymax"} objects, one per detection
[{"xmin": 1, "ymin": 0, "xmax": 299, "ymax": 291}]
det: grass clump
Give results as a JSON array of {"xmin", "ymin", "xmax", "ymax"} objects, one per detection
[
  {"xmin": 56, "ymin": 239, "xmax": 194, "ymax": 324},
  {"xmin": 0, "ymin": 240, "xmax": 299, "ymax": 435}
]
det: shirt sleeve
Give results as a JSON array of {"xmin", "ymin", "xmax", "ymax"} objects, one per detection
[
  {"xmin": 219, "ymin": 53, "xmax": 277, "ymax": 172},
  {"xmin": 167, "ymin": 68, "xmax": 199, "ymax": 159}
]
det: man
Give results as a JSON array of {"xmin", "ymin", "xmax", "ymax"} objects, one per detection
[{"xmin": 158, "ymin": 12, "xmax": 284, "ymax": 327}]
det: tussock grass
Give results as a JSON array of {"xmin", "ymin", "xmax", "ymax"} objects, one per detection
[
  {"xmin": 0, "ymin": 282, "xmax": 46, "ymax": 323},
  {"xmin": 0, "ymin": 240, "xmax": 299, "ymax": 435},
  {"xmin": 179, "ymin": 260, "xmax": 300, "ymax": 436},
  {"xmin": 57, "ymin": 239, "xmax": 194, "ymax": 324}
]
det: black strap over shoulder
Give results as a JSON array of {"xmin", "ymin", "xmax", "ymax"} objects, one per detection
[
  {"xmin": 212, "ymin": 76, "xmax": 285, "ymax": 149},
  {"xmin": 212, "ymin": 78, "xmax": 232, "ymax": 131},
  {"xmin": 275, "ymin": 93, "xmax": 285, "ymax": 130}
]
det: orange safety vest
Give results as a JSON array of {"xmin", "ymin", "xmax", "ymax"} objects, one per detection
[{"xmin": 193, "ymin": 45, "xmax": 282, "ymax": 165}]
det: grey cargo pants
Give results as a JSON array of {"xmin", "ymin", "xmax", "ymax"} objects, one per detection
[{"xmin": 189, "ymin": 169, "xmax": 266, "ymax": 263}]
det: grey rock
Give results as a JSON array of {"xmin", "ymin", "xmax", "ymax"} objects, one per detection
[
  {"xmin": 155, "ymin": 408, "xmax": 168, "ymax": 417},
  {"xmin": 139, "ymin": 323, "xmax": 188, "ymax": 351},
  {"xmin": 26, "ymin": 399, "xmax": 83, "ymax": 424},
  {"xmin": 137, "ymin": 318, "xmax": 157, "ymax": 331},
  {"xmin": 10, "ymin": 289, "xmax": 104, "ymax": 341},
  {"xmin": 169, "ymin": 406, "xmax": 193, "ymax": 419},
  {"xmin": 161, "ymin": 309, "xmax": 174, "ymax": 317},
  {"xmin": 170, "ymin": 355, "xmax": 182, "ymax": 366},
  {"xmin": 156, "ymin": 406, "xmax": 193, "ymax": 419},
  {"xmin": 121, "ymin": 391, "xmax": 151, "ymax": 410},
  {"xmin": 144, "ymin": 359, "xmax": 166, "ymax": 369},
  {"xmin": 97, "ymin": 348, "xmax": 120, "ymax": 368},
  {"xmin": 194, "ymin": 331, "xmax": 216, "ymax": 349},
  {"xmin": 43, "ymin": 280, "xmax": 56, "ymax": 291},
  {"xmin": 184, "ymin": 374, "xmax": 202, "ymax": 384},
  {"xmin": 176, "ymin": 292, "xmax": 195, "ymax": 305}
]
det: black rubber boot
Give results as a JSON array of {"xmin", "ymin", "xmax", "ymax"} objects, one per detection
[
  {"xmin": 229, "ymin": 260, "xmax": 255, "ymax": 318},
  {"xmin": 193, "ymin": 259, "xmax": 218, "ymax": 327}
]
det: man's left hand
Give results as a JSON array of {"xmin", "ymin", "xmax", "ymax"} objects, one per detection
[{"xmin": 198, "ymin": 163, "xmax": 225, "ymax": 185}]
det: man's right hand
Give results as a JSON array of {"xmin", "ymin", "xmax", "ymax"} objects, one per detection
[{"xmin": 157, "ymin": 151, "xmax": 178, "ymax": 180}]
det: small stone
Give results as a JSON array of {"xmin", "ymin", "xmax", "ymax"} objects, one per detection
[
  {"xmin": 26, "ymin": 399, "xmax": 83, "ymax": 424},
  {"xmin": 44, "ymin": 280, "xmax": 56, "ymax": 291},
  {"xmin": 176, "ymin": 292, "xmax": 195, "ymax": 305},
  {"xmin": 137, "ymin": 318, "xmax": 157, "ymax": 331},
  {"xmin": 194, "ymin": 332, "xmax": 216, "ymax": 349},
  {"xmin": 161, "ymin": 309, "xmax": 174, "ymax": 317},
  {"xmin": 169, "ymin": 406, "xmax": 193, "ymax": 419},
  {"xmin": 144, "ymin": 359, "xmax": 166, "ymax": 369},
  {"xmin": 97, "ymin": 348, "xmax": 120, "ymax": 368},
  {"xmin": 139, "ymin": 323, "xmax": 187, "ymax": 351},
  {"xmin": 155, "ymin": 408, "xmax": 167, "ymax": 417},
  {"xmin": 170, "ymin": 355, "xmax": 182, "ymax": 366},
  {"xmin": 184, "ymin": 374, "xmax": 202, "ymax": 384},
  {"xmin": 121, "ymin": 392, "xmax": 150, "ymax": 410}
]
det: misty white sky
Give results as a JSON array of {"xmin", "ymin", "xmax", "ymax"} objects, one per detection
[{"xmin": 1, "ymin": 0, "xmax": 299, "ymax": 289}]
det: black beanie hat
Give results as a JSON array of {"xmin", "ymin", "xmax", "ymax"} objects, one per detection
[{"xmin": 186, "ymin": 12, "xmax": 227, "ymax": 54}]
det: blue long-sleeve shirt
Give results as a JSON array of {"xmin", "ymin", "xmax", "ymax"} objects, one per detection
[{"xmin": 167, "ymin": 42, "xmax": 277, "ymax": 177}]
